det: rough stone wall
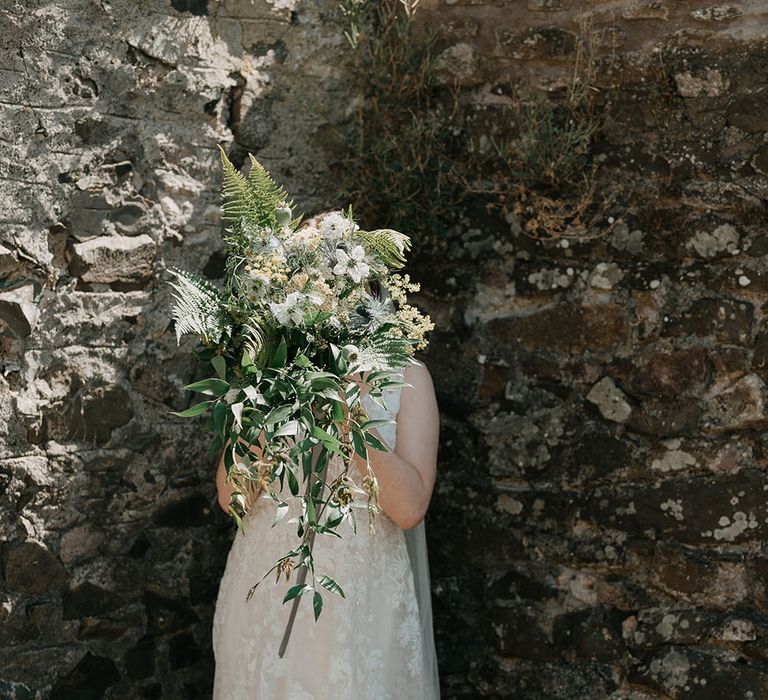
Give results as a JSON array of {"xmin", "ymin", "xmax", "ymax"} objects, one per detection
[
  {"xmin": 0, "ymin": 1, "xmax": 353, "ymax": 697},
  {"xmin": 4, "ymin": 0, "xmax": 768, "ymax": 698},
  {"xmin": 411, "ymin": 1, "xmax": 768, "ymax": 698}
]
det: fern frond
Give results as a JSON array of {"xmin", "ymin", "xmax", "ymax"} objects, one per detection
[
  {"xmin": 357, "ymin": 229, "xmax": 411, "ymax": 268},
  {"xmin": 246, "ymin": 153, "xmax": 292, "ymax": 225},
  {"xmin": 167, "ymin": 267, "xmax": 230, "ymax": 346},
  {"xmin": 242, "ymin": 316, "xmax": 277, "ymax": 368},
  {"xmin": 358, "ymin": 331, "xmax": 415, "ymax": 371},
  {"xmin": 216, "ymin": 145, "xmax": 292, "ymax": 229}
]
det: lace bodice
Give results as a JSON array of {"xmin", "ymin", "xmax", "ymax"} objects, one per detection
[{"xmin": 212, "ymin": 369, "xmax": 430, "ymax": 699}]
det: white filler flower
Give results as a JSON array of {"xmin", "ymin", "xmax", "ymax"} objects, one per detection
[{"xmin": 333, "ymin": 245, "xmax": 370, "ymax": 283}]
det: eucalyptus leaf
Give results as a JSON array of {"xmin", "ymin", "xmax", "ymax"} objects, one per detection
[
  {"xmin": 317, "ymin": 574, "xmax": 345, "ymax": 599},
  {"xmin": 212, "ymin": 354, "xmax": 227, "ymax": 381},
  {"xmin": 168, "ymin": 400, "xmax": 213, "ymax": 417},
  {"xmin": 265, "ymin": 405, "xmax": 293, "ymax": 425},
  {"xmin": 184, "ymin": 378, "xmax": 230, "ymax": 396},
  {"xmin": 282, "ymin": 583, "xmax": 311, "ymax": 604}
]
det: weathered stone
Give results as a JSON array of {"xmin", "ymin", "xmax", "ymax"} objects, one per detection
[
  {"xmin": 433, "ymin": 43, "xmax": 485, "ymax": 87},
  {"xmin": 486, "ymin": 304, "xmax": 628, "ymax": 355},
  {"xmin": 553, "ymin": 606, "xmax": 629, "ymax": 662},
  {"xmin": 68, "ymin": 234, "xmax": 156, "ymax": 284},
  {"xmin": 611, "ymin": 347, "xmax": 711, "ymax": 399},
  {"xmin": 674, "ymin": 69, "xmax": 729, "ymax": 98},
  {"xmin": 142, "ymin": 591, "xmax": 200, "ymax": 637},
  {"xmin": 153, "ymin": 494, "xmax": 214, "ymax": 528},
  {"xmin": 485, "ymin": 607, "xmax": 556, "ymax": 660},
  {"xmin": 622, "ymin": 1, "xmax": 669, "ymax": 20},
  {"xmin": 495, "ymin": 26, "xmax": 576, "ymax": 59},
  {"xmin": 586, "ymin": 377, "xmax": 632, "ymax": 423},
  {"xmin": 1, "ymin": 541, "xmax": 68, "ymax": 595},
  {"xmin": 168, "ymin": 632, "xmax": 202, "ymax": 670},
  {"xmin": 702, "ymin": 374, "xmax": 768, "ymax": 432},
  {"xmin": 63, "ymin": 582, "xmax": 124, "ymax": 620},
  {"xmin": 50, "ymin": 652, "xmax": 119, "ymax": 700},
  {"xmin": 0, "ymin": 679, "xmax": 34, "ymax": 700},
  {"xmin": 59, "ymin": 524, "xmax": 105, "ymax": 565},
  {"xmin": 692, "ymin": 4, "xmax": 743, "ymax": 21},
  {"xmin": 663, "ymin": 297, "xmax": 753, "ymax": 345},
  {"xmin": 46, "ymin": 381, "xmax": 134, "ymax": 445},
  {"xmin": 0, "ymin": 283, "xmax": 39, "ymax": 337},
  {"xmin": 124, "ymin": 638, "xmax": 156, "ymax": 681},
  {"xmin": 727, "ymin": 94, "xmax": 768, "ymax": 132}
]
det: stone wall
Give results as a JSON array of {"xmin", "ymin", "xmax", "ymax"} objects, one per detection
[
  {"xmin": 0, "ymin": 1, "xmax": 353, "ymax": 697},
  {"xmin": 3, "ymin": 0, "xmax": 768, "ymax": 698},
  {"xmin": 411, "ymin": 1, "xmax": 768, "ymax": 698}
]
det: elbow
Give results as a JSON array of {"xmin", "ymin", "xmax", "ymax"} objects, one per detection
[{"xmin": 397, "ymin": 503, "xmax": 428, "ymax": 530}]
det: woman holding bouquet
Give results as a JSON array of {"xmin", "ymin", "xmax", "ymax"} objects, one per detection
[
  {"xmin": 212, "ymin": 358, "xmax": 441, "ymax": 699},
  {"xmin": 166, "ymin": 148, "xmax": 441, "ymax": 698}
]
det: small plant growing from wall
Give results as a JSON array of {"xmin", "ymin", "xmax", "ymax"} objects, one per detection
[
  {"xmin": 334, "ymin": 3, "xmax": 625, "ymax": 248},
  {"xmin": 334, "ymin": 0, "xmax": 466, "ymax": 253}
]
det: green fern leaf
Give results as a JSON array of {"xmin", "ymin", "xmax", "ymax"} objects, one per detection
[
  {"xmin": 216, "ymin": 144, "xmax": 293, "ymax": 230},
  {"xmin": 357, "ymin": 229, "xmax": 411, "ymax": 268}
]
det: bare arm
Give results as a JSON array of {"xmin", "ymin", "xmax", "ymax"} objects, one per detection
[
  {"xmin": 350, "ymin": 360, "xmax": 439, "ymax": 530},
  {"xmin": 215, "ymin": 433, "xmax": 267, "ymax": 514}
]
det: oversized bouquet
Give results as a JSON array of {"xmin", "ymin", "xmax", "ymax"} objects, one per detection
[{"xmin": 166, "ymin": 145, "xmax": 433, "ymax": 649}]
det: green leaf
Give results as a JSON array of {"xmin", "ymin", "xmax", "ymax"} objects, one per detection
[
  {"xmin": 307, "ymin": 493, "xmax": 317, "ymax": 525},
  {"xmin": 313, "ymin": 591, "xmax": 323, "ymax": 621},
  {"xmin": 311, "ymin": 426, "xmax": 343, "ymax": 454},
  {"xmin": 265, "ymin": 405, "xmax": 293, "ymax": 425},
  {"xmin": 351, "ymin": 430, "xmax": 368, "ymax": 459},
  {"xmin": 274, "ymin": 420, "xmax": 300, "ymax": 437},
  {"xmin": 271, "ymin": 501, "xmax": 289, "ymax": 527},
  {"xmin": 364, "ymin": 431, "xmax": 389, "ymax": 452},
  {"xmin": 295, "ymin": 352, "xmax": 311, "ymax": 368},
  {"xmin": 317, "ymin": 575, "xmax": 345, "ymax": 599},
  {"xmin": 211, "ymin": 355, "xmax": 227, "ymax": 381},
  {"xmin": 213, "ymin": 401, "xmax": 227, "ymax": 439},
  {"xmin": 332, "ymin": 400, "xmax": 345, "ymax": 423},
  {"xmin": 282, "ymin": 583, "xmax": 310, "ymax": 604},
  {"xmin": 270, "ymin": 335, "xmax": 287, "ymax": 369},
  {"xmin": 360, "ymin": 418, "xmax": 395, "ymax": 430},
  {"xmin": 287, "ymin": 468, "xmax": 299, "ymax": 496},
  {"xmin": 183, "ymin": 378, "xmax": 230, "ymax": 396},
  {"xmin": 168, "ymin": 400, "xmax": 213, "ymax": 417}
]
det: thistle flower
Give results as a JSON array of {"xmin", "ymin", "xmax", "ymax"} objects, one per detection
[{"xmin": 349, "ymin": 291, "xmax": 395, "ymax": 333}]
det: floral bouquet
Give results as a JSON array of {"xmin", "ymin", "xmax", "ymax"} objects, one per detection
[{"xmin": 165, "ymin": 145, "xmax": 433, "ymax": 645}]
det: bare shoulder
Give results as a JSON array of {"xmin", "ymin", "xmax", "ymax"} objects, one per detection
[
  {"xmin": 402, "ymin": 358, "xmax": 434, "ymax": 389},
  {"xmin": 400, "ymin": 359, "xmax": 437, "ymax": 411}
]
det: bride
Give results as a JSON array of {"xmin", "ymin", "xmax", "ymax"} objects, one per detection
[{"xmin": 211, "ymin": 358, "xmax": 441, "ymax": 699}]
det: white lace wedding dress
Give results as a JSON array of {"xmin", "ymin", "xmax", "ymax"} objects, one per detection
[{"xmin": 212, "ymin": 377, "xmax": 440, "ymax": 699}]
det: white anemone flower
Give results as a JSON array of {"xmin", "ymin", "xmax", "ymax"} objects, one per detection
[
  {"xmin": 269, "ymin": 291, "xmax": 307, "ymax": 327},
  {"xmin": 269, "ymin": 290, "xmax": 324, "ymax": 327},
  {"xmin": 333, "ymin": 245, "xmax": 370, "ymax": 283}
]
